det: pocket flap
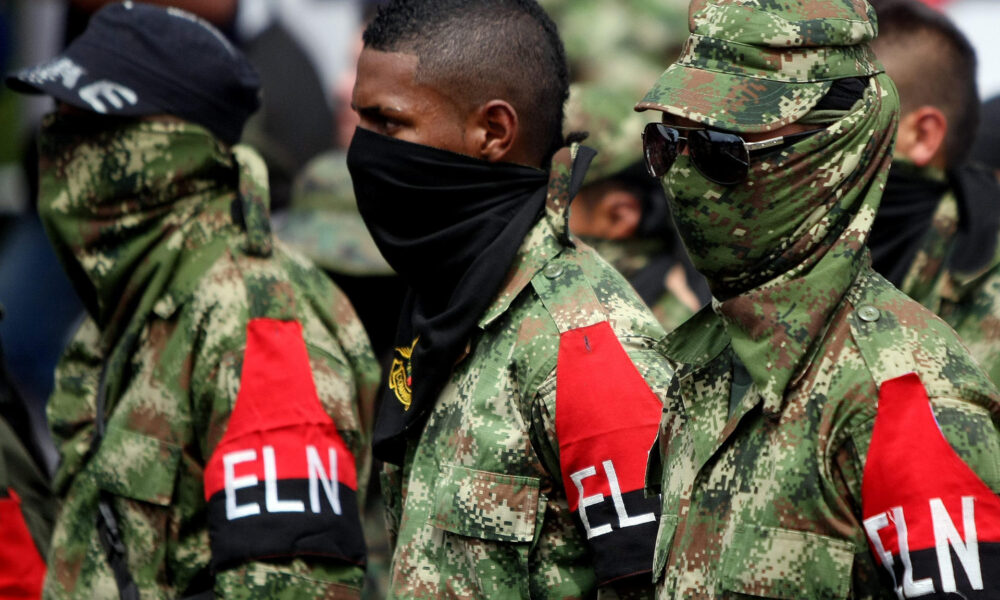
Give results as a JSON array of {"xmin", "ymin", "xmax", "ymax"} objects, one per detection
[
  {"xmin": 652, "ymin": 514, "xmax": 678, "ymax": 582},
  {"xmin": 721, "ymin": 524, "xmax": 855, "ymax": 599},
  {"xmin": 91, "ymin": 426, "xmax": 181, "ymax": 506},
  {"xmin": 430, "ymin": 464, "xmax": 541, "ymax": 543}
]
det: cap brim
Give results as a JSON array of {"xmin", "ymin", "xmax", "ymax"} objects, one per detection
[
  {"xmin": 5, "ymin": 47, "xmax": 161, "ymax": 117},
  {"xmin": 279, "ymin": 210, "xmax": 395, "ymax": 277},
  {"xmin": 635, "ymin": 63, "xmax": 832, "ymax": 134}
]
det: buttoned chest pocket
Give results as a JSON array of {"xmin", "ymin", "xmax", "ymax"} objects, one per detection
[
  {"xmin": 430, "ymin": 464, "xmax": 542, "ymax": 598},
  {"xmin": 720, "ymin": 524, "xmax": 855, "ymax": 599}
]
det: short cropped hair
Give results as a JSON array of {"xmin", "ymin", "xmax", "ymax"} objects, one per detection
[
  {"xmin": 363, "ymin": 0, "xmax": 570, "ymax": 165},
  {"xmin": 871, "ymin": 0, "xmax": 979, "ymax": 165}
]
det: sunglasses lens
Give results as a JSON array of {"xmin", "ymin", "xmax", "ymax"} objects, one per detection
[
  {"xmin": 689, "ymin": 129, "xmax": 749, "ymax": 185},
  {"xmin": 642, "ymin": 123, "xmax": 680, "ymax": 178}
]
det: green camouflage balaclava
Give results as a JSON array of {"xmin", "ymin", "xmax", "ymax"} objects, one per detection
[
  {"xmin": 636, "ymin": 0, "xmax": 900, "ymax": 400},
  {"xmin": 636, "ymin": 0, "xmax": 895, "ymax": 298},
  {"xmin": 36, "ymin": 114, "xmax": 242, "ymax": 350},
  {"xmin": 663, "ymin": 76, "xmax": 898, "ymax": 297}
]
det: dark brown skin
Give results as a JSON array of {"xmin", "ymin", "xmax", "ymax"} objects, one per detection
[{"xmin": 351, "ymin": 48, "xmax": 541, "ymax": 168}]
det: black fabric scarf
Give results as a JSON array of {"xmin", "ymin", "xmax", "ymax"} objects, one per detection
[
  {"xmin": 869, "ymin": 162, "xmax": 948, "ymax": 287},
  {"xmin": 347, "ymin": 127, "xmax": 551, "ymax": 464},
  {"xmin": 948, "ymin": 163, "xmax": 1000, "ymax": 274}
]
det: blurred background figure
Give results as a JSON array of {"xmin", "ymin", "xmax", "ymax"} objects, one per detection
[
  {"xmin": 280, "ymin": 151, "xmax": 403, "ymax": 362},
  {"xmin": 869, "ymin": 0, "xmax": 1000, "ymax": 384},
  {"xmin": 540, "ymin": 0, "xmax": 709, "ymax": 326},
  {"xmin": 564, "ymin": 83, "xmax": 709, "ymax": 331}
]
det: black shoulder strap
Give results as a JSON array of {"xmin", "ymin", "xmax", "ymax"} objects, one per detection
[{"xmin": 90, "ymin": 362, "xmax": 140, "ymax": 600}]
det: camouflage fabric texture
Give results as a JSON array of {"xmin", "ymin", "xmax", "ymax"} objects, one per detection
[
  {"xmin": 635, "ymin": 0, "xmax": 882, "ymax": 133},
  {"xmin": 564, "ymin": 84, "xmax": 707, "ymax": 334},
  {"xmin": 580, "ymin": 237, "xmax": 699, "ymax": 334},
  {"xmin": 638, "ymin": 0, "xmax": 1000, "ymax": 596},
  {"xmin": 382, "ymin": 145, "xmax": 674, "ymax": 599},
  {"xmin": 648, "ymin": 269, "xmax": 1000, "ymax": 598},
  {"xmin": 37, "ymin": 120, "xmax": 379, "ymax": 599},
  {"xmin": 886, "ymin": 164, "xmax": 1000, "ymax": 388}
]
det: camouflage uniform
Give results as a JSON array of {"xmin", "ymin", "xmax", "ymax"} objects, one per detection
[
  {"xmin": 382, "ymin": 146, "xmax": 673, "ymax": 599},
  {"xmin": 636, "ymin": 1, "xmax": 1000, "ymax": 597},
  {"xmin": 564, "ymin": 84, "xmax": 708, "ymax": 334},
  {"xmin": 38, "ymin": 119, "xmax": 378, "ymax": 599},
  {"xmin": 879, "ymin": 163, "xmax": 1000, "ymax": 387}
]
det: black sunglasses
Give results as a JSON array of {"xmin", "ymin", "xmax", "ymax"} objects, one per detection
[{"xmin": 641, "ymin": 122, "xmax": 820, "ymax": 185}]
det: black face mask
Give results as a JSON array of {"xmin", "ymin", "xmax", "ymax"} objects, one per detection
[
  {"xmin": 869, "ymin": 161, "xmax": 949, "ymax": 287},
  {"xmin": 347, "ymin": 126, "xmax": 550, "ymax": 464}
]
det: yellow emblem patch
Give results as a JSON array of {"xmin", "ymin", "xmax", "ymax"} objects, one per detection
[{"xmin": 389, "ymin": 337, "xmax": 419, "ymax": 410}]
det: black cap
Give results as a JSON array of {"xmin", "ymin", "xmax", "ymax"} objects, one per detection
[{"xmin": 5, "ymin": 1, "xmax": 260, "ymax": 145}]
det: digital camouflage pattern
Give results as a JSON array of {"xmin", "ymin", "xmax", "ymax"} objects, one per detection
[
  {"xmin": 38, "ymin": 119, "xmax": 379, "ymax": 599},
  {"xmin": 382, "ymin": 145, "xmax": 673, "ymax": 599},
  {"xmin": 280, "ymin": 151, "xmax": 394, "ymax": 277},
  {"xmin": 636, "ymin": 0, "xmax": 882, "ymax": 133},
  {"xmin": 639, "ymin": 0, "xmax": 1000, "ymax": 595},
  {"xmin": 885, "ymin": 164, "xmax": 1000, "ymax": 388}
]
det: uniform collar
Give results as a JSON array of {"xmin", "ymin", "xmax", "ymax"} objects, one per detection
[{"xmin": 478, "ymin": 144, "xmax": 596, "ymax": 328}]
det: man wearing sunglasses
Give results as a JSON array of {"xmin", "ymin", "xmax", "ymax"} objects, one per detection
[{"xmin": 636, "ymin": 0, "xmax": 1000, "ymax": 597}]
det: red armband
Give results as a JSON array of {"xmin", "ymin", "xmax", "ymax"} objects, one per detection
[
  {"xmin": 0, "ymin": 489, "xmax": 46, "ymax": 599},
  {"xmin": 556, "ymin": 321, "xmax": 662, "ymax": 584},
  {"xmin": 203, "ymin": 318, "xmax": 365, "ymax": 570},
  {"xmin": 862, "ymin": 373, "xmax": 1000, "ymax": 598}
]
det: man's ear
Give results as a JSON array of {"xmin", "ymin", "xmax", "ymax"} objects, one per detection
[
  {"xmin": 468, "ymin": 100, "xmax": 519, "ymax": 162},
  {"xmin": 895, "ymin": 106, "xmax": 948, "ymax": 168},
  {"xmin": 598, "ymin": 189, "xmax": 642, "ymax": 240}
]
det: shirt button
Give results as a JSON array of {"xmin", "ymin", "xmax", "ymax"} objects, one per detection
[
  {"xmin": 543, "ymin": 263, "xmax": 564, "ymax": 280},
  {"xmin": 857, "ymin": 305, "xmax": 881, "ymax": 322}
]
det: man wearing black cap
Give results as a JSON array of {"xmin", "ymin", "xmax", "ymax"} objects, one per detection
[{"xmin": 6, "ymin": 3, "xmax": 379, "ymax": 598}]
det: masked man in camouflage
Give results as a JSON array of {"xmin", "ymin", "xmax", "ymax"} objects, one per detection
[
  {"xmin": 635, "ymin": 0, "xmax": 1000, "ymax": 597},
  {"xmin": 346, "ymin": 0, "xmax": 672, "ymax": 597},
  {"xmin": 6, "ymin": 4, "xmax": 378, "ymax": 598},
  {"xmin": 868, "ymin": 0, "xmax": 1000, "ymax": 387}
]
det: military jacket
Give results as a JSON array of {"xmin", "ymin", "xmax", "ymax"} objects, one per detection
[
  {"xmin": 894, "ymin": 173, "xmax": 1000, "ymax": 387},
  {"xmin": 43, "ymin": 143, "xmax": 379, "ymax": 599},
  {"xmin": 648, "ymin": 267, "xmax": 1000, "ymax": 599},
  {"xmin": 382, "ymin": 148, "xmax": 673, "ymax": 599}
]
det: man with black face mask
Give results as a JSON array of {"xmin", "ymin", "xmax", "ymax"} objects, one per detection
[
  {"xmin": 636, "ymin": 0, "xmax": 1000, "ymax": 596},
  {"xmin": 868, "ymin": 0, "xmax": 1000, "ymax": 387},
  {"xmin": 346, "ymin": 0, "xmax": 672, "ymax": 597}
]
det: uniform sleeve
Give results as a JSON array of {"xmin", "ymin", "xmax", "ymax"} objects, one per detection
[
  {"xmin": 201, "ymin": 318, "xmax": 368, "ymax": 597},
  {"xmin": 533, "ymin": 321, "xmax": 665, "ymax": 593},
  {"xmin": 841, "ymin": 373, "xmax": 1000, "ymax": 598}
]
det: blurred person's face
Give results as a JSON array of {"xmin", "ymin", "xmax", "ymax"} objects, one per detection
[{"xmin": 351, "ymin": 48, "xmax": 475, "ymax": 156}]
